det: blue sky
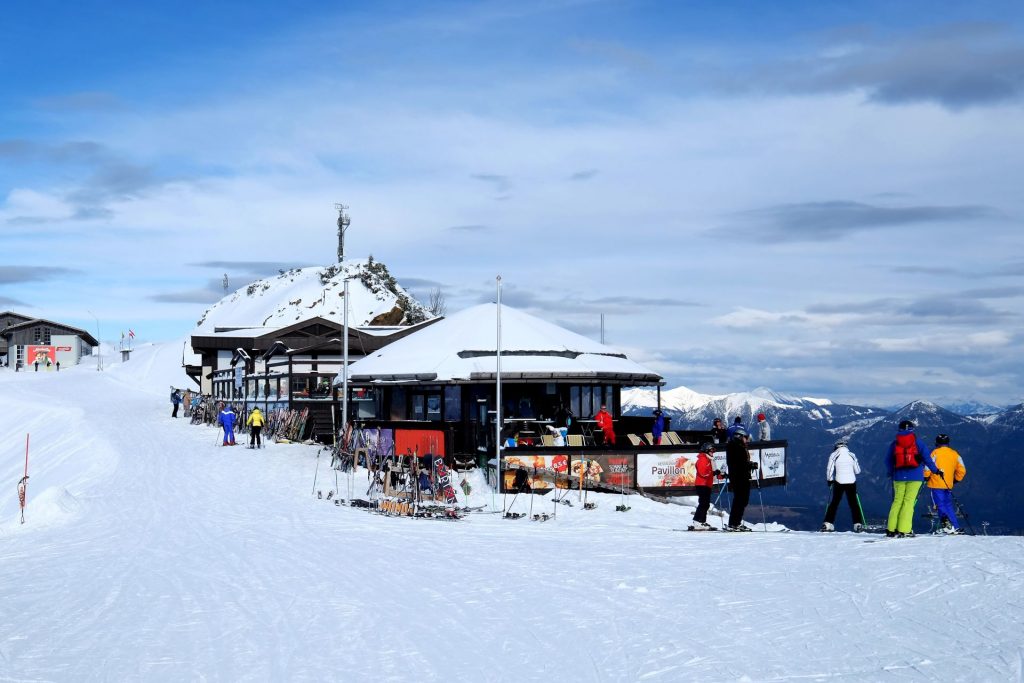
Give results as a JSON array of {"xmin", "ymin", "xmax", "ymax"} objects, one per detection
[{"xmin": 3, "ymin": 0, "xmax": 1024, "ymax": 406}]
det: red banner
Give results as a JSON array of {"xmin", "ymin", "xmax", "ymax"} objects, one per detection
[{"xmin": 394, "ymin": 429, "xmax": 446, "ymax": 458}]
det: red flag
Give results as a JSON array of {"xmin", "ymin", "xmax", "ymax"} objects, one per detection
[{"xmin": 129, "ymin": 329, "xmax": 135, "ymax": 339}]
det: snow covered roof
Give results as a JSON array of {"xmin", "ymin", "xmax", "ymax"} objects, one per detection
[
  {"xmin": 193, "ymin": 260, "xmax": 432, "ymax": 332},
  {"xmin": 344, "ymin": 303, "xmax": 663, "ymax": 385}
]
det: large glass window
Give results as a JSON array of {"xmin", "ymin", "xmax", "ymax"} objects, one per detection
[
  {"xmin": 390, "ymin": 388, "xmax": 407, "ymax": 420},
  {"xmin": 350, "ymin": 387, "xmax": 378, "ymax": 419},
  {"xmin": 444, "ymin": 386, "xmax": 461, "ymax": 421},
  {"xmin": 411, "ymin": 394, "xmax": 425, "ymax": 420}
]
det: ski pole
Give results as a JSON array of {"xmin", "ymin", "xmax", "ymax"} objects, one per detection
[
  {"xmin": 934, "ymin": 468, "xmax": 975, "ymax": 535},
  {"xmin": 754, "ymin": 468, "xmax": 768, "ymax": 532},
  {"xmin": 855, "ymin": 492, "xmax": 867, "ymax": 529},
  {"xmin": 312, "ymin": 448, "xmax": 321, "ymax": 497},
  {"xmin": 18, "ymin": 433, "xmax": 30, "ymax": 524}
]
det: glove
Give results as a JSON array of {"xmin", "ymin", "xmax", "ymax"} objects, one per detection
[
  {"xmin": 826, "ymin": 480, "xmax": 833, "ymax": 487},
  {"xmin": 936, "ymin": 469, "xmax": 945, "ymax": 480},
  {"xmin": 713, "ymin": 469, "xmax": 722, "ymax": 477},
  {"xmin": 749, "ymin": 462, "xmax": 759, "ymax": 471}
]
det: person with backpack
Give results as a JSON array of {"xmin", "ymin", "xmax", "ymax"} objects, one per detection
[
  {"xmin": 170, "ymin": 389, "xmax": 182, "ymax": 418},
  {"xmin": 885, "ymin": 420, "xmax": 941, "ymax": 538},
  {"xmin": 725, "ymin": 426, "xmax": 756, "ymax": 531},
  {"xmin": 218, "ymin": 404, "xmax": 238, "ymax": 446},
  {"xmin": 925, "ymin": 434, "xmax": 967, "ymax": 534},
  {"xmin": 690, "ymin": 442, "xmax": 721, "ymax": 530},
  {"xmin": 246, "ymin": 407, "xmax": 265, "ymax": 449},
  {"xmin": 821, "ymin": 437, "xmax": 865, "ymax": 532}
]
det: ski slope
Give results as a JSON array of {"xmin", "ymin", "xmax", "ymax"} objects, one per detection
[{"xmin": 1, "ymin": 344, "xmax": 1023, "ymax": 682}]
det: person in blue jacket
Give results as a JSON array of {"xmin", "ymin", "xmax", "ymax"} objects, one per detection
[
  {"xmin": 651, "ymin": 409, "xmax": 666, "ymax": 445},
  {"xmin": 885, "ymin": 419, "xmax": 941, "ymax": 538},
  {"xmin": 726, "ymin": 416, "xmax": 746, "ymax": 441},
  {"xmin": 170, "ymin": 389, "xmax": 182, "ymax": 418},
  {"xmin": 218, "ymin": 404, "xmax": 238, "ymax": 446}
]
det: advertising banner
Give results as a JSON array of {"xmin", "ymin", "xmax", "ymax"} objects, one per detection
[
  {"xmin": 25, "ymin": 346, "xmax": 56, "ymax": 367},
  {"xmin": 636, "ymin": 452, "xmax": 697, "ymax": 488},
  {"xmin": 395, "ymin": 429, "xmax": 445, "ymax": 457},
  {"xmin": 502, "ymin": 454, "xmax": 570, "ymax": 491},
  {"xmin": 569, "ymin": 454, "xmax": 634, "ymax": 488},
  {"xmin": 753, "ymin": 446, "xmax": 786, "ymax": 481}
]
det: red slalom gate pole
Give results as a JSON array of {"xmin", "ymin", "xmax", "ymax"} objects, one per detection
[{"xmin": 18, "ymin": 433, "xmax": 30, "ymax": 524}]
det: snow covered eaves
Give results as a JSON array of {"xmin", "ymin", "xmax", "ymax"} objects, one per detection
[{"xmin": 343, "ymin": 303, "xmax": 663, "ymax": 386}]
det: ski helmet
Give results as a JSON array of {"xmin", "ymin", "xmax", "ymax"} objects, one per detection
[
  {"xmin": 935, "ymin": 433, "xmax": 950, "ymax": 446},
  {"xmin": 699, "ymin": 442, "xmax": 714, "ymax": 453},
  {"xmin": 898, "ymin": 419, "xmax": 914, "ymax": 430},
  {"xmin": 834, "ymin": 437, "xmax": 849, "ymax": 449},
  {"xmin": 731, "ymin": 425, "xmax": 749, "ymax": 440}
]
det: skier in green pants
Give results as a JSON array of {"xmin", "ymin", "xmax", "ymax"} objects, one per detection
[{"xmin": 885, "ymin": 420, "xmax": 941, "ymax": 538}]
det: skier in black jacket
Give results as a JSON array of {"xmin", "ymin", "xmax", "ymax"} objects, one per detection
[{"xmin": 725, "ymin": 426, "xmax": 755, "ymax": 531}]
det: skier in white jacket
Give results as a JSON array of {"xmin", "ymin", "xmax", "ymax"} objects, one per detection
[{"xmin": 821, "ymin": 437, "xmax": 866, "ymax": 532}]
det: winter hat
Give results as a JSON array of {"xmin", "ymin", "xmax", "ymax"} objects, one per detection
[
  {"xmin": 757, "ymin": 413, "xmax": 766, "ymax": 421},
  {"xmin": 834, "ymin": 437, "xmax": 849, "ymax": 449},
  {"xmin": 898, "ymin": 419, "xmax": 914, "ymax": 430},
  {"xmin": 935, "ymin": 433, "xmax": 950, "ymax": 446},
  {"xmin": 733, "ymin": 416, "xmax": 743, "ymax": 424}
]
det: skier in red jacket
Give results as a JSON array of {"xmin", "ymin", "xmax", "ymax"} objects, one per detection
[
  {"xmin": 690, "ymin": 443, "xmax": 720, "ymax": 530},
  {"xmin": 594, "ymin": 404, "xmax": 616, "ymax": 446}
]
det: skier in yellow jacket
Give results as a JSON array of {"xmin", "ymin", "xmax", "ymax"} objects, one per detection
[
  {"xmin": 924, "ymin": 434, "xmax": 967, "ymax": 534},
  {"xmin": 246, "ymin": 407, "xmax": 266, "ymax": 449}
]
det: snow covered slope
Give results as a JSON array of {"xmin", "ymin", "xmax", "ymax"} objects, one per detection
[
  {"xmin": 2, "ymin": 348, "xmax": 1024, "ymax": 680},
  {"xmin": 195, "ymin": 258, "xmax": 432, "ymax": 331}
]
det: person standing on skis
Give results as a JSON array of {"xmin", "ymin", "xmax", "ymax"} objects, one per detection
[
  {"xmin": 725, "ymin": 427, "xmax": 755, "ymax": 531},
  {"xmin": 821, "ymin": 437, "xmax": 865, "ymax": 532},
  {"xmin": 885, "ymin": 420, "xmax": 940, "ymax": 538},
  {"xmin": 247, "ymin": 407, "xmax": 265, "ymax": 449},
  {"xmin": 171, "ymin": 389, "xmax": 182, "ymax": 418},
  {"xmin": 218, "ymin": 404, "xmax": 238, "ymax": 446},
  {"xmin": 924, "ymin": 434, "xmax": 967, "ymax": 534},
  {"xmin": 691, "ymin": 442, "xmax": 720, "ymax": 530}
]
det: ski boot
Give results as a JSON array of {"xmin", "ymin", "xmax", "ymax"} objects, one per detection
[{"xmin": 819, "ymin": 522, "xmax": 835, "ymax": 533}]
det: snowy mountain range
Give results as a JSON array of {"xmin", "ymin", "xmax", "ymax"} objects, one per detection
[
  {"xmin": 623, "ymin": 386, "xmax": 1024, "ymax": 532},
  {"xmin": 195, "ymin": 257, "xmax": 433, "ymax": 331}
]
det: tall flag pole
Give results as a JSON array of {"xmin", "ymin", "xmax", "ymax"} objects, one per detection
[
  {"xmin": 494, "ymin": 276, "xmax": 502, "ymax": 512},
  {"xmin": 18, "ymin": 434, "xmax": 30, "ymax": 524},
  {"xmin": 343, "ymin": 278, "xmax": 351, "ymax": 501}
]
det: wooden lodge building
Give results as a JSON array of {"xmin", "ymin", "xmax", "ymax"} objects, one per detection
[
  {"xmin": 188, "ymin": 303, "xmax": 788, "ymax": 493},
  {"xmin": 1, "ymin": 311, "xmax": 99, "ymax": 370},
  {"xmin": 186, "ymin": 316, "xmax": 437, "ymax": 442}
]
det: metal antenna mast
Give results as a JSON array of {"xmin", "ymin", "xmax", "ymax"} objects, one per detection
[{"xmin": 335, "ymin": 203, "xmax": 351, "ymax": 263}]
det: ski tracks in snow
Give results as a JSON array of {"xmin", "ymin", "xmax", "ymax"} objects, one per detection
[{"xmin": 3, "ymin": 363, "xmax": 1024, "ymax": 681}]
